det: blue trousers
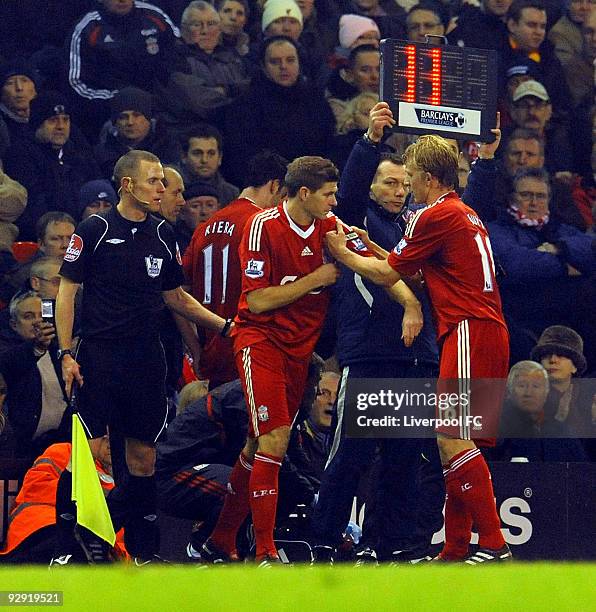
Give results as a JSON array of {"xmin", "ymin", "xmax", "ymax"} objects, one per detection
[{"xmin": 312, "ymin": 361, "xmax": 443, "ymax": 558}]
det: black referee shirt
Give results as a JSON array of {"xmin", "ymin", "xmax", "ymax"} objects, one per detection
[{"xmin": 60, "ymin": 206, "xmax": 185, "ymax": 341}]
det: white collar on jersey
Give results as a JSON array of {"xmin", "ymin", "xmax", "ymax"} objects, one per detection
[{"xmin": 283, "ymin": 200, "xmax": 315, "ymax": 239}]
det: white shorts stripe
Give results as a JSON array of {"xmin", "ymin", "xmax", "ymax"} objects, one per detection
[
  {"xmin": 241, "ymin": 347, "xmax": 259, "ymax": 437},
  {"xmin": 325, "ymin": 366, "xmax": 349, "ymax": 468},
  {"xmin": 457, "ymin": 320, "xmax": 471, "ymax": 439}
]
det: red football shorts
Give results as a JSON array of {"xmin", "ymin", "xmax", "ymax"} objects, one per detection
[
  {"xmin": 235, "ymin": 340, "xmax": 310, "ymax": 438},
  {"xmin": 437, "ymin": 319, "xmax": 509, "ymax": 446}
]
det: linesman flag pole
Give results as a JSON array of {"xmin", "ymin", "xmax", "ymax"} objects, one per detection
[{"xmin": 71, "ymin": 384, "xmax": 116, "ymax": 546}]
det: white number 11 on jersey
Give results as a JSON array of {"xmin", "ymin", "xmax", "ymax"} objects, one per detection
[{"xmin": 474, "ymin": 232, "xmax": 496, "ymax": 292}]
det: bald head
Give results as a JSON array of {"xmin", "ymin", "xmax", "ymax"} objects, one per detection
[{"xmin": 160, "ymin": 167, "xmax": 186, "ymax": 223}]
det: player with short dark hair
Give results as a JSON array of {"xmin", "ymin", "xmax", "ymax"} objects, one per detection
[
  {"xmin": 326, "ymin": 104, "xmax": 512, "ymax": 564},
  {"xmin": 182, "ymin": 150, "xmax": 289, "ymax": 388},
  {"xmin": 200, "ymin": 155, "xmax": 370, "ymax": 565},
  {"xmin": 55, "ymin": 149, "xmax": 231, "ymax": 565}
]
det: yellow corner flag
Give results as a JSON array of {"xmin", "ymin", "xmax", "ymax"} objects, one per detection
[{"xmin": 71, "ymin": 414, "xmax": 116, "ymax": 546}]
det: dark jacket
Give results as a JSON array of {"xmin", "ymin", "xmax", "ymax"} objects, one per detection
[
  {"xmin": 221, "ymin": 72, "xmax": 335, "ymax": 186},
  {"xmin": 499, "ymin": 39, "xmax": 572, "ymax": 120},
  {"xmin": 324, "ymin": 66, "xmax": 359, "ymax": 104},
  {"xmin": 287, "ymin": 419, "xmax": 329, "ymax": 490},
  {"xmin": 447, "ymin": 5, "xmax": 509, "ymax": 53},
  {"xmin": 155, "ymin": 380, "xmax": 315, "ymax": 507},
  {"xmin": 155, "ymin": 380, "xmax": 247, "ymax": 475},
  {"xmin": 163, "ymin": 41, "xmax": 250, "ymax": 123},
  {"xmin": 463, "ymin": 158, "xmax": 587, "ymax": 229},
  {"xmin": 4, "ymin": 138, "xmax": 100, "ymax": 240},
  {"xmin": 94, "ymin": 121, "xmax": 180, "ymax": 178},
  {"xmin": 487, "ymin": 214, "xmax": 595, "ymax": 285},
  {"xmin": 67, "ymin": 1, "xmax": 179, "ymax": 101},
  {"xmin": 497, "ymin": 400, "xmax": 589, "ymax": 462},
  {"xmin": 0, "ymin": 328, "xmax": 69, "ymax": 457},
  {"xmin": 174, "ymin": 167, "xmax": 239, "ymax": 207},
  {"xmin": 333, "ymin": 137, "xmax": 439, "ymax": 368}
]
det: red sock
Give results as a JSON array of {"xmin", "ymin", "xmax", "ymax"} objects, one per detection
[
  {"xmin": 210, "ymin": 452, "xmax": 253, "ymax": 555},
  {"xmin": 249, "ymin": 452, "xmax": 282, "ymax": 560},
  {"xmin": 440, "ymin": 465, "xmax": 473, "ymax": 560},
  {"xmin": 446, "ymin": 449, "xmax": 506, "ymax": 551}
]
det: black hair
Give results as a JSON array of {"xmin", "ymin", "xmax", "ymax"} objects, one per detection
[
  {"xmin": 347, "ymin": 44, "xmax": 379, "ymax": 69},
  {"xmin": 259, "ymin": 35, "xmax": 300, "ymax": 64},
  {"xmin": 406, "ymin": 0, "xmax": 450, "ymax": 29},
  {"xmin": 180, "ymin": 123, "xmax": 223, "ymax": 154},
  {"xmin": 507, "ymin": 0, "xmax": 546, "ymax": 23},
  {"xmin": 244, "ymin": 150, "xmax": 289, "ymax": 189}
]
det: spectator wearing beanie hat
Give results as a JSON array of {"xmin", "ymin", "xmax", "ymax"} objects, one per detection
[
  {"xmin": 250, "ymin": 0, "xmax": 324, "ymax": 83},
  {"xmin": 326, "ymin": 14, "xmax": 381, "ymax": 73},
  {"xmin": 262, "ymin": 0, "xmax": 303, "ymax": 39},
  {"xmin": 28, "ymin": 91, "xmax": 72, "ymax": 139},
  {"xmin": 530, "ymin": 325, "xmax": 594, "ymax": 440},
  {"xmin": 3, "ymin": 90, "xmax": 100, "ymax": 240},
  {"xmin": 339, "ymin": 14, "xmax": 380, "ymax": 50},
  {"xmin": 0, "ymin": 59, "xmax": 38, "ymax": 142},
  {"xmin": 94, "ymin": 86, "xmax": 179, "ymax": 178},
  {"xmin": 78, "ymin": 179, "xmax": 118, "ymax": 221},
  {"xmin": 175, "ymin": 182, "xmax": 221, "ymax": 254}
]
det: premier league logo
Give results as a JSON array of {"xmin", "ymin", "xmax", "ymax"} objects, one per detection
[
  {"xmin": 145, "ymin": 36, "xmax": 159, "ymax": 55},
  {"xmin": 395, "ymin": 238, "xmax": 408, "ymax": 255},
  {"xmin": 245, "ymin": 259, "xmax": 265, "ymax": 279},
  {"xmin": 145, "ymin": 255, "xmax": 163, "ymax": 278}
]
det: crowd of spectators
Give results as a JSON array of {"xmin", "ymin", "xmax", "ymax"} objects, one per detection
[{"xmin": 0, "ymin": 0, "xmax": 594, "ymax": 564}]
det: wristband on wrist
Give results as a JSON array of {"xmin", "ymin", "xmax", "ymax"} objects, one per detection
[
  {"xmin": 57, "ymin": 348, "xmax": 73, "ymax": 361},
  {"xmin": 220, "ymin": 318, "xmax": 233, "ymax": 337}
]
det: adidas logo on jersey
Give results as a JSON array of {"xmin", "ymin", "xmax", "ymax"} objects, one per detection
[{"xmin": 301, "ymin": 246, "xmax": 314, "ymax": 256}]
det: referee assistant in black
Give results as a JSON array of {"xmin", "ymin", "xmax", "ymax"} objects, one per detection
[{"xmin": 55, "ymin": 150, "xmax": 232, "ymax": 563}]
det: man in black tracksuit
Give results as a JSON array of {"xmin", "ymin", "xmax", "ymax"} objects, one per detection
[{"xmin": 312, "ymin": 104, "xmax": 444, "ymax": 563}]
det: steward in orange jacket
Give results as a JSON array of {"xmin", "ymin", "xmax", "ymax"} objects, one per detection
[{"xmin": 0, "ymin": 442, "xmax": 127, "ymax": 562}]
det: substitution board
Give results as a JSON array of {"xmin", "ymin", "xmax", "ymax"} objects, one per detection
[{"xmin": 380, "ymin": 38, "xmax": 498, "ymax": 141}]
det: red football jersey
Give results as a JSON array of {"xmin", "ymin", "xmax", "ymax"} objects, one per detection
[
  {"xmin": 183, "ymin": 197, "xmax": 262, "ymax": 382},
  {"xmin": 387, "ymin": 191, "xmax": 506, "ymax": 341},
  {"xmin": 234, "ymin": 202, "xmax": 369, "ymax": 358}
]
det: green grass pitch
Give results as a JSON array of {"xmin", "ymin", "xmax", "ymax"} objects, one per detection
[{"xmin": 1, "ymin": 564, "xmax": 594, "ymax": 611}]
